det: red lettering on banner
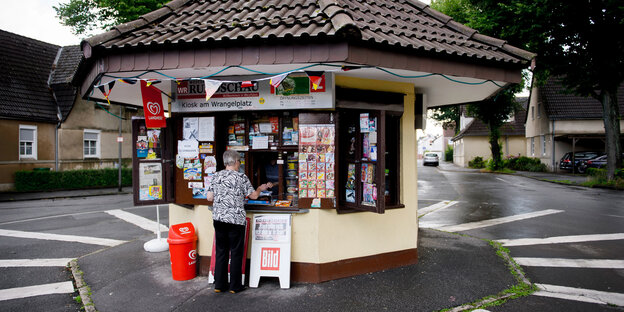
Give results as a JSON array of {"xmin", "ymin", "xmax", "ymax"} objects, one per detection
[
  {"xmin": 260, "ymin": 247, "xmax": 280, "ymax": 270},
  {"xmin": 140, "ymin": 80, "xmax": 167, "ymax": 128}
]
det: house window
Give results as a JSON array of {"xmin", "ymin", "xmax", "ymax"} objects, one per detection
[
  {"xmin": 83, "ymin": 129, "xmax": 101, "ymax": 158},
  {"xmin": 537, "ymin": 102, "xmax": 541, "ymax": 118},
  {"xmin": 338, "ymin": 109, "xmax": 401, "ymax": 213},
  {"xmin": 541, "ymin": 135, "xmax": 546, "ymax": 156},
  {"xmin": 530, "ymin": 137, "xmax": 535, "ymax": 156},
  {"xmin": 19, "ymin": 125, "xmax": 37, "ymax": 159},
  {"xmin": 531, "ymin": 106, "xmax": 535, "ymax": 120}
]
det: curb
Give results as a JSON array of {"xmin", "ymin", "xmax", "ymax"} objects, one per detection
[{"xmin": 69, "ymin": 259, "xmax": 97, "ymax": 312}]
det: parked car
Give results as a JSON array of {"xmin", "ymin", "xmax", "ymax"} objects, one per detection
[
  {"xmin": 423, "ymin": 153, "xmax": 439, "ymax": 166},
  {"xmin": 579, "ymin": 153, "xmax": 624, "ymax": 173},
  {"xmin": 559, "ymin": 151, "xmax": 602, "ymax": 173}
]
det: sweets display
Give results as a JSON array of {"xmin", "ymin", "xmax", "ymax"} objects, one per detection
[{"xmin": 298, "ymin": 124, "xmax": 335, "ymax": 199}]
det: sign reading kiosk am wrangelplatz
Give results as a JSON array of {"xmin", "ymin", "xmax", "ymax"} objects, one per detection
[{"xmin": 171, "ymin": 73, "xmax": 334, "ymax": 112}]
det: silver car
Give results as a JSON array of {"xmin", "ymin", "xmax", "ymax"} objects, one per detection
[{"xmin": 423, "ymin": 153, "xmax": 439, "ymax": 166}]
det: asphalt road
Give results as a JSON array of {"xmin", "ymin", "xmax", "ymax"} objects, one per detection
[
  {"xmin": 0, "ymin": 195, "xmax": 168, "ymax": 311},
  {"xmin": 418, "ymin": 161, "xmax": 624, "ymax": 311}
]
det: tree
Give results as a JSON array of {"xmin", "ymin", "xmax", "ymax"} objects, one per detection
[
  {"xmin": 54, "ymin": 0, "xmax": 165, "ymax": 35},
  {"xmin": 430, "ymin": 105, "xmax": 461, "ymax": 135},
  {"xmin": 466, "ymin": 87, "xmax": 522, "ymax": 170},
  {"xmin": 432, "ymin": 0, "xmax": 623, "ymax": 179}
]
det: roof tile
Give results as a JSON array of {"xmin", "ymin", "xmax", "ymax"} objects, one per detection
[{"xmin": 84, "ymin": 0, "xmax": 532, "ymax": 65}]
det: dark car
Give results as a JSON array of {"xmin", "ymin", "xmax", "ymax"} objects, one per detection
[
  {"xmin": 559, "ymin": 151, "xmax": 602, "ymax": 173},
  {"xmin": 579, "ymin": 153, "xmax": 624, "ymax": 173}
]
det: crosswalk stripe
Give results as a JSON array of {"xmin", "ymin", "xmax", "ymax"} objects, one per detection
[
  {"xmin": 0, "ymin": 258, "xmax": 74, "ymax": 267},
  {"xmin": 0, "ymin": 281, "xmax": 74, "ymax": 301},
  {"xmin": 0, "ymin": 229, "xmax": 126, "ymax": 247},
  {"xmin": 435, "ymin": 209, "xmax": 563, "ymax": 232},
  {"xmin": 418, "ymin": 200, "xmax": 458, "ymax": 217},
  {"xmin": 534, "ymin": 283, "xmax": 624, "ymax": 306},
  {"xmin": 515, "ymin": 257, "xmax": 624, "ymax": 269},
  {"xmin": 105, "ymin": 209, "xmax": 168, "ymax": 234},
  {"xmin": 497, "ymin": 233, "xmax": 624, "ymax": 247}
]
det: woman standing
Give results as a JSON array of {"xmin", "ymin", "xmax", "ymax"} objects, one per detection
[{"xmin": 206, "ymin": 150, "xmax": 272, "ymax": 293}]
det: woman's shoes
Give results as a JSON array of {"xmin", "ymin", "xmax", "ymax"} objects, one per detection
[{"xmin": 229, "ymin": 287, "xmax": 246, "ymax": 294}]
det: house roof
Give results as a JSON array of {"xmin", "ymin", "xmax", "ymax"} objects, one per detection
[
  {"xmin": 83, "ymin": 0, "xmax": 533, "ymax": 66},
  {"xmin": 540, "ymin": 77, "xmax": 624, "ymax": 120},
  {"xmin": 452, "ymin": 97, "xmax": 528, "ymax": 141},
  {"xmin": 0, "ymin": 30, "xmax": 81, "ymax": 123}
]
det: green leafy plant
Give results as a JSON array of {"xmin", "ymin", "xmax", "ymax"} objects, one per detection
[
  {"xmin": 468, "ymin": 156, "xmax": 486, "ymax": 169},
  {"xmin": 444, "ymin": 145, "xmax": 454, "ymax": 161}
]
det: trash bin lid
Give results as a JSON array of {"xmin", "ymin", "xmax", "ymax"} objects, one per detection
[{"xmin": 167, "ymin": 222, "xmax": 197, "ymax": 244}]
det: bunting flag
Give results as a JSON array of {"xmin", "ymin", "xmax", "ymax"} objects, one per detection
[
  {"xmin": 118, "ymin": 78, "xmax": 138, "ymax": 84},
  {"xmin": 144, "ymin": 79, "xmax": 161, "ymax": 87},
  {"xmin": 240, "ymin": 81, "xmax": 254, "ymax": 88},
  {"xmin": 97, "ymin": 80, "xmax": 116, "ymax": 105},
  {"xmin": 269, "ymin": 73, "xmax": 289, "ymax": 88},
  {"xmin": 204, "ymin": 79, "xmax": 222, "ymax": 101},
  {"xmin": 341, "ymin": 65, "xmax": 362, "ymax": 72},
  {"xmin": 305, "ymin": 71, "xmax": 324, "ymax": 90},
  {"xmin": 140, "ymin": 80, "xmax": 167, "ymax": 128}
]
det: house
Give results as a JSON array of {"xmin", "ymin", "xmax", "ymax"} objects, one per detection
[
  {"xmin": 452, "ymin": 98, "xmax": 528, "ymax": 167},
  {"xmin": 77, "ymin": 0, "xmax": 532, "ymax": 283},
  {"xmin": 525, "ymin": 77, "xmax": 624, "ymax": 171},
  {"xmin": 0, "ymin": 30, "xmax": 143, "ymax": 191}
]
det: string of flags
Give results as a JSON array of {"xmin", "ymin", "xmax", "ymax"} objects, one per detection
[{"xmin": 93, "ymin": 63, "xmax": 505, "ymax": 105}]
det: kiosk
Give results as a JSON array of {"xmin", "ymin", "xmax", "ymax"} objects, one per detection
[{"xmin": 78, "ymin": 0, "xmax": 532, "ymax": 284}]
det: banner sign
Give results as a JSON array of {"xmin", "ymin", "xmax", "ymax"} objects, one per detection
[
  {"xmin": 249, "ymin": 214, "xmax": 292, "ymax": 289},
  {"xmin": 172, "ymin": 73, "xmax": 334, "ymax": 112},
  {"xmin": 140, "ymin": 80, "xmax": 167, "ymax": 128}
]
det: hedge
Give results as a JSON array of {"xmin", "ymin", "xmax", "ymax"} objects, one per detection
[{"xmin": 14, "ymin": 168, "xmax": 132, "ymax": 192}]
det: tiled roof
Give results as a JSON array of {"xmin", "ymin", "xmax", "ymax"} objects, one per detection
[
  {"xmin": 540, "ymin": 77, "xmax": 624, "ymax": 120},
  {"xmin": 0, "ymin": 30, "xmax": 60, "ymax": 123},
  {"xmin": 84, "ymin": 0, "xmax": 533, "ymax": 65},
  {"xmin": 452, "ymin": 97, "xmax": 528, "ymax": 140},
  {"xmin": 0, "ymin": 30, "xmax": 82, "ymax": 123}
]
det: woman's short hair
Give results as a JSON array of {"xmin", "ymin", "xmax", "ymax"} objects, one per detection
[{"xmin": 223, "ymin": 150, "xmax": 240, "ymax": 166}]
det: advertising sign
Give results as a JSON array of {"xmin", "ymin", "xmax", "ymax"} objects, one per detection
[
  {"xmin": 172, "ymin": 73, "xmax": 334, "ymax": 112},
  {"xmin": 140, "ymin": 80, "xmax": 167, "ymax": 128},
  {"xmin": 249, "ymin": 214, "xmax": 292, "ymax": 289}
]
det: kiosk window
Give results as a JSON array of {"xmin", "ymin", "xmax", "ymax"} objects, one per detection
[{"xmin": 337, "ymin": 109, "xmax": 401, "ymax": 213}]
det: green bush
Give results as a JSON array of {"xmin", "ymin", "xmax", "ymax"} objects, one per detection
[
  {"xmin": 445, "ymin": 145, "xmax": 454, "ymax": 161},
  {"xmin": 504, "ymin": 156, "xmax": 547, "ymax": 172},
  {"xmin": 14, "ymin": 168, "xmax": 132, "ymax": 192},
  {"xmin": 468, "ymin": 156, "xmax": 486, "ymax": 169}
]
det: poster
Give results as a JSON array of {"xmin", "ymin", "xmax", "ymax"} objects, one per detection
[
  {"xmin": 252, "ymin": 136, "xmax": 269, "ymax": 149},
  {"xmin": 198, "ymin": 117, "xmax": 215, "ymax": 141},
  {"xmin": 183, "ymin": 117, "xmax": 199, "ymax": 140},
  {"xmin": 253, "ymin": 215, "xmax": 290, "ymax": 242},
  {"xmin": 297, "ymin": 124, "xmax": 335, "ymax": 199},
  {"xmin": 136, "ymin": 136, "xmax": 148, "ymax": 158},
  {"xmin": 204, "ymin": 156, "xmax": 217, "ymax": 173},
  {"xmin": 360, "ymin": 113, "xmax": 369, "ymax": 133},
  {"xmin": 139, "ymin": 163, "xmax": 162, "ymax": 201}
]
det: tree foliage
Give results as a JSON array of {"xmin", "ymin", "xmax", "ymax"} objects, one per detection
[
  {"xmin": 54, "ymin": 0, "xmax": 166, "ymax": 35},
  {"xmin": 432, "ymin": 0, "xmax": 623, "ymax": 179},
  {"xmin": 430, "ymin": 105, "xmax": 461, "ymax": 135},
  {"xmin": 466, "ymin": 86, "xmax": 522, "ymax": 170}
]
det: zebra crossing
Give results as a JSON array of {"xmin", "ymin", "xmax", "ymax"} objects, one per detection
[
  {"xmin": 0, "ymin": 207, "xmax": 168, "ymax": 304},
  {"xmin": 419, "ymin": 200, "xmax": 624, "ymax": 308}
]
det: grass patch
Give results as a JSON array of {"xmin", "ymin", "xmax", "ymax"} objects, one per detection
[{"xmin": 436, "ymin": 232, "xmax": 536, "ymax": 312}]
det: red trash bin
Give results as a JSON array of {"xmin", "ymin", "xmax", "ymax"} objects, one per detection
[{"xmin": 167, "ymin": 222, "xmax": 198, "ymax": 281}]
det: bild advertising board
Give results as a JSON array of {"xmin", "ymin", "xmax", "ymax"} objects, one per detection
[{"xmin": 171, "ymin": 73, "xmax": 334, "ymax": 112}]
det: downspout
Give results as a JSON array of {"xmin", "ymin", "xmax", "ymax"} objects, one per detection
[
  {"xmin": 551, "ymin": 120, "xmax": 555, "ymax": 172},
  {"xmin": 48, "ymin": 47, "xmax": 63, "ymax": 171}
]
